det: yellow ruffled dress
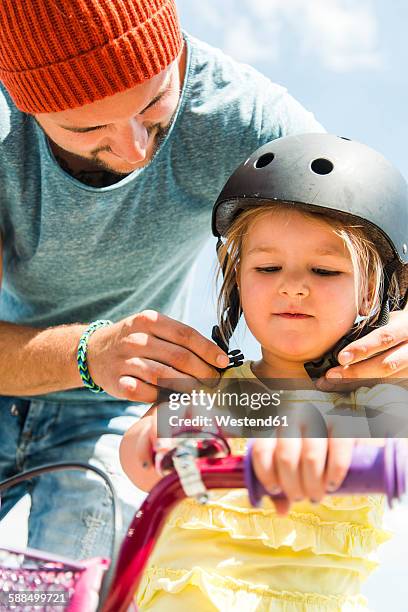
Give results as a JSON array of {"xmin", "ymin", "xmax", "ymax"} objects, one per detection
[{"xmin": 137, "ymin": 362, "xmax": 393, "ymax": 611}]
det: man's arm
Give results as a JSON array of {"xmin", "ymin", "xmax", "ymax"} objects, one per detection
[
  {"xmin": 0, "ymin": 320, "xmax": 87, "ymax": 396},
  {"xmin": 0, "ymin": 233, "xmax": 86, "ymax": 395},
  {"xmin": 0, "ymin": 234, "xmax": 228, "ymax": 398},
  {"xmin": 0, "ymin": 315, "xmax": 227, "ymax": 399}
]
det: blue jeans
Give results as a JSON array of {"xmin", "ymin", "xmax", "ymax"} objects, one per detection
[{"xmin": 0, "ymin": 396, "xmax": 147, "ymax": 560}]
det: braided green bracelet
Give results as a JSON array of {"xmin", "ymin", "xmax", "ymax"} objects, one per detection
[{"xmin": 77, "ymin": 320, "xmax": 113, "ymax": 393}]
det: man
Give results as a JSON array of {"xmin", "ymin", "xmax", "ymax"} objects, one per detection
[{"xmin": 0, "ymin": 0, "xmax": 407, "ymax": 560}]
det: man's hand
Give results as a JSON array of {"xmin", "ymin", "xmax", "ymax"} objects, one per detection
[
  {"xmin": 317, "ymin": 310, "xmax": 408, "ymax": 390},
  {"xmin": 87, "ymin": 310, "xmax": 230, "ymax": 402}
]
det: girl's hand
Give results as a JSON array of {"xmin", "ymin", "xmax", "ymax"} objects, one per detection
[
  {"xmin": 120, "ymin": 409, "xmax": 162, "ymax": 492},
  {"xmin": 251, "ymin": 437, "xmax": 355, "ymax": 515}
]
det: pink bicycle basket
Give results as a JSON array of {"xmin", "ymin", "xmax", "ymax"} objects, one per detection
[{"xmin": 0, "ymin": 462, "xmax": 122, "ymax": 612}]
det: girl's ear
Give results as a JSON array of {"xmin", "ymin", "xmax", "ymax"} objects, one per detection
[
  {"xmin": 359, "ymin": 298, "xmax": 371, "ymax": 317},
  {"xmin": 358, "ymin": 280, "xmax": 375, "ymax": 316},
  {"xmin": 235, "ymin": 266, "xmax": 241, "ymax": 292}
]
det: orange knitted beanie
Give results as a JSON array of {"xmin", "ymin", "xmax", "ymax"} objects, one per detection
[{"xmin": 0, "ymin": 0, "xmax": 183, "ymax": 113}]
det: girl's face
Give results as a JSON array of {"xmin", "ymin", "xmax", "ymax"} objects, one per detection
[{"xmin": 239, "ymin": 209, "xmax": 360, "ymax": 364}]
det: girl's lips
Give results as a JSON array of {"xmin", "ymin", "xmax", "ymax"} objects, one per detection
[{"xmin": 274, "ymin": 313, "xmax": 312, "ymax": 319}]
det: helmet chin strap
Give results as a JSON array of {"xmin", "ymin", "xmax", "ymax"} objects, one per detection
[
  {"xmin": 302, "ymin": 320, "xmax": 384, "ymax": 379},
  {"xmin": 212, "ymin": 242, "xmax": 398, "ymax": 378},
  {"xmin": 212, "ymin": 324, "xmax": 245, "ymax": 370}
]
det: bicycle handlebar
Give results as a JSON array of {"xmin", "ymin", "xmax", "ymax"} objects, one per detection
[{"xmin": 245, "ymin": 439, "xmax": 407, "ymax": 507}]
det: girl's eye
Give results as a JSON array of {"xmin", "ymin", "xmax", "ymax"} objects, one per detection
[
  {"xmin": 255, "ymin": 266, "xmax": 281, "ymax": 273},
  {"xmin": 312, "ymin": 268, "xmax": 341, "ymax": 276},
  {"xmin": 254, "ymin": 267, "xmax": 342, "ymax": 276}
]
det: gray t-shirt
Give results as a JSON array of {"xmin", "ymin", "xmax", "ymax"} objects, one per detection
[{"xmin": 0, "ymin": 33, "xmax": 324, "ymax": 402}]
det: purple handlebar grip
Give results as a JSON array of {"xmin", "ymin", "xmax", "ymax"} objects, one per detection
[{"xmin": 244, "ymin": 439, "xmax": 407, "ymax": 508}]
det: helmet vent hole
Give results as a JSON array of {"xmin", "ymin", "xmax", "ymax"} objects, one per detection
[
  {"xmin": 311, "ymin": 158, "xmax": 334, "ymax": 175},
  {"xmin": 255, "ymin": 153, "xmax": 275, "ymax": 168}
]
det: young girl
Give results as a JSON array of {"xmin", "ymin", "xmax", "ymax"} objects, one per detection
[{"xmin": 120, "ymin": 134, "xmax": 408, "ymax": 611}]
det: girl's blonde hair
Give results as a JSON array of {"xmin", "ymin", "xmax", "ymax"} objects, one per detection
[{"xmin": 216, "ymin": 203, "xmax": 399, "ymax": 345}]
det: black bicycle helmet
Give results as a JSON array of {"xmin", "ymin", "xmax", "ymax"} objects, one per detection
[{"xmin": 211, "ymin": 133, "xmax": 408, "ymax": 377}]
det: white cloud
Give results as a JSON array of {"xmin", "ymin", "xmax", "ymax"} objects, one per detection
[
  {"xmin": 180, "ymin": 0, "xmax": 382, "ymax": 72},
  {"xmin": 300, "ymin": 0, "xmax": 382, "ymax": 71},
  {"xmin": 222, "ymin": 15, "xmax": 280, "ymax": 64}
]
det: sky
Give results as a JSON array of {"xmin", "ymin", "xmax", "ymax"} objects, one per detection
[{"xmin": 176, "ymin": 3, "xmax": 408, "ymax": 609}]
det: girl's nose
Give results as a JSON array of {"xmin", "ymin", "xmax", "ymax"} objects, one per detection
[
  {"xmin": 278, "ymin": 273, "xmax": 310, "ymax": 299},
  {"xmin": 108, "ymin": 118, "xmax": 148, "ymax": 163}
]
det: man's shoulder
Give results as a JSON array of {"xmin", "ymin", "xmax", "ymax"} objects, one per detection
[
  {"xmin": 186, "ymin": 33, "xmax": 277, "ymax": 88},
  {"xmin": 180, "ymin": 32, "xmax": 324, "ymax": 153},
  {"xmin": 184, "ymin": 32, "xmax": 287, "ymax": 116}
]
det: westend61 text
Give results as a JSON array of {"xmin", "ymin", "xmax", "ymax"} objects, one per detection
[
  {"xmin": 168, "ymin": 414, "xmax": 289, "ymax": 428},
  {"xmin": 168, "ymin": 390, "xmax": 281, "ymax": 411}
]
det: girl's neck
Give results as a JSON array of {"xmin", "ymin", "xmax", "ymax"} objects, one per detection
[{"xmin": 251, "ymin": 353, "xmax": 311, "ymax": 380}]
